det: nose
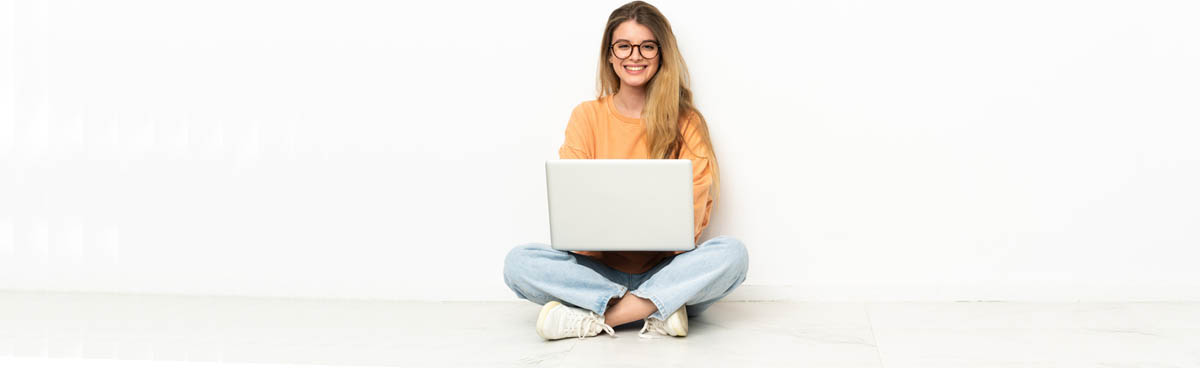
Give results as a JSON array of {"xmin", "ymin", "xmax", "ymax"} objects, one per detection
[{"xmin": 629, "ymin": 47, "xmax": 644, "ymax": 61}]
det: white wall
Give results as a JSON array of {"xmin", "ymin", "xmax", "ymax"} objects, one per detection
[{"xmin": 2, "ymin": 0, "xmax": 1199, "ymax": 302}]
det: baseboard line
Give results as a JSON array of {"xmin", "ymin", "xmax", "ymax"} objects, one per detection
[
  {"xmin": 720, "ymin": 283, "xmax": 1200, "ymax": 302},
  {"xmin": 5, "ymin": 283, "xmax": 1200, "ymax": 303}
]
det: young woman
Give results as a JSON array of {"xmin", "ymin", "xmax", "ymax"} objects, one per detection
[{"xmin": 503, "ymin": 1, "xmax": 748, "ymax": 340}]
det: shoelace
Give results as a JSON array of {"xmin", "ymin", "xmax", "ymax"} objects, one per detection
[
  {"xmin": 569, "ymin": 311, "xmax": 616, "ymax": 339},
  {"xmin": 638, "ymin": 318, "xmax": 672, "ymax": 339}
]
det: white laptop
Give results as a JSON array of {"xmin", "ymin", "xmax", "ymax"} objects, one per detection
[{"xmin": 546, "ymin": 159, "xmax": 695, "ymax": 251}]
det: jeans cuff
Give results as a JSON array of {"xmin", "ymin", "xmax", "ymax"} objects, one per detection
[
  {"xmin": 629, "ymin": 290, "xmax": 668, "ymax": 321},
  {"xmin": 596, "ymin": 285, "xmax": 628, "ymax": 316}
]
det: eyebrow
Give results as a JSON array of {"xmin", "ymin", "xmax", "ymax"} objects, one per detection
[{"xmin": 613, "ymin": 38, "xmax": 659, "ymax": 44}]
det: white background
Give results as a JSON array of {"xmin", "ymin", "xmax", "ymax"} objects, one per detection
[{"xmin": 2, "ymin": 0, "xmax": 1198, "ymax": 301}]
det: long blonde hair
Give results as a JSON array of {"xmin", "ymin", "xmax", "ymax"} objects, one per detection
[{"xmin": 597, "ymin": 1, "xmax": 721, "ymax": 205}]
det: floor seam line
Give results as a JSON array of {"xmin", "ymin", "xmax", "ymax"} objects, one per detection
[{"xmin": 865, "ymin": 303, "xmax": 886, "ymax": 368}]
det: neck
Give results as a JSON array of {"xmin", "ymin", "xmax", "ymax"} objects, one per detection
[{"xmin": 614, "ymin": 85, "xmax": 647, "ymax": 117}]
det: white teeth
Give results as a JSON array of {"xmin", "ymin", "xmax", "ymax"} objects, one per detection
[{"xmin": 626, "ymin": 66, "xmax": 646, "ymax": 71}]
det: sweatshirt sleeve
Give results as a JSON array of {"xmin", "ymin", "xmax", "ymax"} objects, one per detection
[
  {"xmin": 558, "ymin": 104, "xmax": 593, "ymax": 159},
  {"xmin": 678, "ymin": 112, "xmax": 715, "ymax": 247},
  {"xmin": 559, "ymin": 104, "xmax": 601, "ymax": 259}
]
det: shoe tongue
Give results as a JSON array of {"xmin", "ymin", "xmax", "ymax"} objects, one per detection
[
  {"xmin": 586, "ymin": 316, "xmax": 605, "ymax": 331},
  {"xmin": 570, "ymin": 313, "xmax": 600, "ymax": 334},
  {"xmin": 647, "ymin": 319, "xmax": 671, "ymax": 334}
]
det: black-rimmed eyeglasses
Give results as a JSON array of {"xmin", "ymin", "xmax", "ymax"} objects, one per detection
[{"xmin": 611, "ymin": 41, "xmax": 660, "ymax": 60}]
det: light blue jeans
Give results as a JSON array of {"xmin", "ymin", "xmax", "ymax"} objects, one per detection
[{"xmin": 503, "ymin": 236, "xmax": 749, "ymax": 323}]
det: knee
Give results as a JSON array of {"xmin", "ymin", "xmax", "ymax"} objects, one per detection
[
  {"xmin": 704, "ymin": 236, "xmax": 749, "ymax": 273},
  {"xmin": 503, "ymin": 243, "xmax": 555, "ymax": 279}
]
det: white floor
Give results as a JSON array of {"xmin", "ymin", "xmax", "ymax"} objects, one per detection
[{"xmin": 1, "ymin": 291, "xmax": 1199, "ymax": 367}]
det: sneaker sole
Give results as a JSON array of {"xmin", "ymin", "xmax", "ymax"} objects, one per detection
[
  {"xmin": 668, "ymin": 306, "xmax": 688, "ymax": 337},
  {"xmin": 536, "ymin": 301, "xmax": 563, "ymax": 340}
]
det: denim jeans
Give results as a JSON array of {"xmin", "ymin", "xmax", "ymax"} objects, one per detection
[{"xmin": 503, "ymin": 236, "xmax": 749, "ymax": 322}]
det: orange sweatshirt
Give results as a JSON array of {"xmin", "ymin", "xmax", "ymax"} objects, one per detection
[{"xmin": 558, "ymin": 95, "xmax": 715, "ymax": 274}]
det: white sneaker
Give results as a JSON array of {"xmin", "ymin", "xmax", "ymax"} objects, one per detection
[
  {"xmin": 536, "ymin": 301, "xmax": 616, "ymax": 340},
  {"xmin": 639, "ymin": 305, "xmax": 688, "ymax": 338}
]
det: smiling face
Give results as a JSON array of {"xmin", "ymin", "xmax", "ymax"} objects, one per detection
[{"xmin": 608, "ymin": 20, "xmax": 660, "ymax": 90}]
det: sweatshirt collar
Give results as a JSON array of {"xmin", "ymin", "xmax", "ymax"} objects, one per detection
[{"xmin": 605, "ymin": 95, "xmax": 643, "ymax": 125}]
